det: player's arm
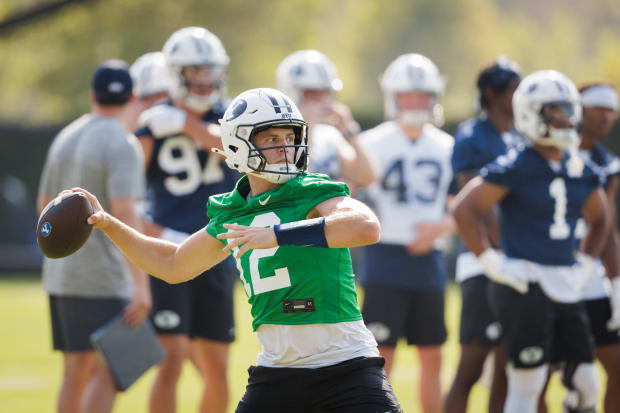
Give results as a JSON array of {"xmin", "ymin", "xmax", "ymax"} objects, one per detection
[
  {"xmin": 183, "ymin": 111, "xmax": 223, "ymax": 150},
  {"xmin": 137, "ymin": 135, "xmax": 155, "ymax": 168},
  {"xmin": 581, "ymin": 187, "xmax": 610, "ymax": 260},
  {"xmin": 455, "ymin": 170, "xmax": 501, "ymax": 247},
  {"xmin": 217, "ymin": 196, "xmax": 381, "ymax": 258},
  {"xmin": 338, "ymin": 137, "xmax": 379, "ymax": 187},
  {"xmin": 451, "ymin": 176, "xmax": 509, "ymax": 256},
  {"xmin": 70, "ymin": 188, "xmax": 228, "ymax": 284},
  {"xmin": 308, "ymin": 195, "xmax": 381, "ymax": 247},
  {"xmin": 138, "ymin": 105, "xmax": 223, "ymax": 150},
  {"xmin": 452, "ymin": 176, "xmax": 529, "ymax": 293},
  {"xmin": 598, "ymin": 175, "xmax": 620, "ymax": 278},
  {"xmin": 598, "ymin": 175, "xmax": 620, "ymax": 330},
  {"xmin": 407, "ymin": 195, "xmax": 457, "ymax": 255}
]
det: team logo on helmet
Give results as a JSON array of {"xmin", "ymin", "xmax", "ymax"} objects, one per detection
[{"xmin": 225, "ymin": 99, "xmax": 247, "ymax": 121}]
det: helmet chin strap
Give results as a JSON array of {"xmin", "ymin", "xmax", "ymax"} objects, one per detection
[
  {"xmin": 542, "ymin": 127, "xmax": 580, "ymax": 150},
  {"xmin": 184, "ymin": 91, "xmax": 219, "ymax": 113},
  {"xmin": 397, "ymin": 110, "xmax": 432, "ymax": 126},
  {"xmin": 257, "ymin": 163, "xmax": 298, "ymax": 183},
  {"xmin": 534, "ymin": 128, "xmax": 583, "ymax": 178}
]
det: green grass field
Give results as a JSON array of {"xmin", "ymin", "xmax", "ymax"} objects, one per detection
[{"xmin": 0, "ymin": 277, "xmax": 606, "ymax": 412}]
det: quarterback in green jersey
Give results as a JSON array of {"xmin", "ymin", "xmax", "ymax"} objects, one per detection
[{"xmin": 70, "ymin": 88, "xmax": 402, "ymax": 412}]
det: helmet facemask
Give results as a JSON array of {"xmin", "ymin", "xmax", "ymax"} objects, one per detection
[
  {"xmin": 225, "ymin": 121, "xmax": 308, "ymax": 184},
  {"xmin": 173, "ymin": 64, "xmax": 227, "ymax": 113},
  {"xmin": 536, "ymin": 101, "xmax": 581, "ymax": 149}
]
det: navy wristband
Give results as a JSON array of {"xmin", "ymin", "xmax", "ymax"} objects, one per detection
[{"xmin": 273, "ymin": 217, "xmax": 329, "ymax": 248}]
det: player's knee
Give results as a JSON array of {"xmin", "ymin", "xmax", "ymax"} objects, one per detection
[
  {"xmin": 159, "ymin": 347, "xmax": 186, "ymax": 372},
  {"xmin": 562, "ymin": 362, "xmax": 598, "ymax": 412},
  {"xmin": 506, "ymin": 364, "xmax": 548, "ymax": 398}
]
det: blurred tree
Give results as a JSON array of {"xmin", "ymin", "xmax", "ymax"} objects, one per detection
[{"xmin": 0, "ymin": 0, "xmax": 618, "ymax": 125}]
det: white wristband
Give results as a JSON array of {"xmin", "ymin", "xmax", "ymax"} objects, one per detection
[
  {"xmin": 160, "ymin": 227, "xmax": 190, "ymax": 244},
  {"xmin": 478, "ymin": 249, "xmax": 502, "ymax": 275}
]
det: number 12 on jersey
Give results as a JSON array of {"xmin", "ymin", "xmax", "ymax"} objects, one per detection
[{"xmin": 225, "ymin": 212, "xmax": 291, "ymax": 298}]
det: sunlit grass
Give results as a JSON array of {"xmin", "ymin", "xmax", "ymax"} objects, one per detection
[{"xmin": 0, "ymin": 278, "xmax": 605, "ymax": 412}]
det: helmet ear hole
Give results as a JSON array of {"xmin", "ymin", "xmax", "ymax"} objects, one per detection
[{"xmin": 228, "ymin": 145, "xmax": 238, "ymax": 153}]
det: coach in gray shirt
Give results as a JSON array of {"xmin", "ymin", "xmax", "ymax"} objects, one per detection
[{"xmin": 37, "ymin": 60, "xmax": 150, "ymax": 413}]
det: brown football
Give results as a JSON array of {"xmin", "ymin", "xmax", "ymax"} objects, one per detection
[{"xmin": 36, "ymin": 192, "xmax": 94, "ymax": 259}]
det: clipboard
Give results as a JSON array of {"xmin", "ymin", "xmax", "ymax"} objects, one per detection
[{"xmin": 90, "ymin": 314, "xmax": 166, "ymax": 391}]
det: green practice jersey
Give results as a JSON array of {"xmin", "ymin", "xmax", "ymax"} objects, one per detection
[{"xmin": 206, "ymin": 173, "xmax": 363, "ymax": 331}]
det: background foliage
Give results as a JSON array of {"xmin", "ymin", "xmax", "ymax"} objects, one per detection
[{"xmin": 1, "ymin": 0, "xmax": 619, "ymax": 125}]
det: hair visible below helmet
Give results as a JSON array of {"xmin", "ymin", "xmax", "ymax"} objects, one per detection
[
  {"xmin": 476, "ymin": 55, "xmax": 521, "ymax": 110},
  {"xmin": 130, "ymin": 52, "xmax": 170, "ymax": 98},
  {"xmin": 379, "ymin": 53, "xmax": 445, "ymax": 126},
  {"xmin": 218, "ymin": 88, "xmax": 308, "ymax": 184},
  {"xmin": 513, "ymin": 70, "xmax": 582, "ymax": 149},
  {"xmin": 276, "ymin": 50, "xmax": 343, "ymax": 106},
  {"xmin": 162, "ymin": 26, "xmax": 229, "ymax": 113}
]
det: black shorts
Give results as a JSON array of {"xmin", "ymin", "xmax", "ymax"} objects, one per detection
[
  {"xmin": 459, "ymin": 276, "xmax": 503, "ymax": 346},
  {"xmin": 362, "ymin": 284, "xmax": 447, "ymax": 347},
  {"xmin": 49, "ymin": 295, "xmax": 128, "ymax": 352},
  {"xmin": 489, "ymin": 282, "xmax": 594, "ymax": 368},
  {"xmin": 150, "ymin": 263, "xmax": 236, "ymax": 342},
  {"xmin": 584, "ymin": 297, "xmax": 620, "ymax": 346},
  {"xmin": 235, "ymin": 357, "xmax": 402, "ymax": 413}
]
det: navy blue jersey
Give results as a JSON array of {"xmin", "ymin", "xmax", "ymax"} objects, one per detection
[
  {"xmin": 573, "ymin": 143, "xmax": 620, "ymax": 244},
  {"xmin": 481, "ymin": 147, "xmax": 601, "ymax": 266},
  {"xmin": 136, "ymin": 100, "xmax": 238, "ymax": 233},
  {"xmin": 452, "ymin": 115, "xmax": 524, "ymax": 175},
  {"xmin": 581, "ymin": 143, "xmax": 620, "ymax": 190}
]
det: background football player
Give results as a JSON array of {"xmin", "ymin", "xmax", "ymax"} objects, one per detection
[
  {"xmin": 445, "ymin": 56, "xmax": 523, "ymax": 413},
  {"xmin": 276, "ymin": 49, "xmax": 377, "ymax": 192},
  {"xmin": 571, "ymin": 82, "xmax": 620, "ymax": 413},
  {"xmin": 130, "ymin": 51, "xmax": 171, "ymax": 110},
  {"xmin": 134, "ymin": 27, "xmax": 237, "ymax": 413},
  {"xmin": 358, "ymin": 53, "xmax": 457, "ymax": 413},
  {"xmin": 453, "ymin": 70, "xmax": 609, "ymax": 413}
]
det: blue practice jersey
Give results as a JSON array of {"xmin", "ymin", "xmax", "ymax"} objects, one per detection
[
  {"xmin": 136, "ymin": 100, "xmax": 238, "ymax": 233},
  {"xmin": 574, "ymin": 143, "xmax": 620, "ymax": 244},
  {"xmin": 452, "ymin": 115, "xmax": 524, "ymax": 175},
  {"xmin": 581, "ymin": 143, "xmax": 620, "ymax": 190},
  {"xmin": 481, "ymin": 147, "xmax": 601, "ymax": 266}
]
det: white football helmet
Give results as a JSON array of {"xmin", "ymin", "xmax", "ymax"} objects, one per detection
[
  {"xmin": 130, "ymin": 52, "xmax": 170, "ymax": 98},
  {"xmin": 513, "ymin": 70, "xmax": 582, "ymax": 148},
  {"xmin": 276, "ymin": 50, "xmax": 343, "ymax": 105},
  {"xmin": 162, "ymin": 26, "xmax": 229, "ymax": 113},
  {"xmin": 217, "ymin": 88, "xmax": 308, "ymax": 184},
  {"xmin": 380, "ymin": 53, "xmax": 445, "ymax": 126}
]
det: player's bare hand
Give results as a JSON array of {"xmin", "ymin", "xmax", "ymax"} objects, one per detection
[
  {"xmin": 217, "ymin": 223, "xmax": 278, "ymax": 258},
  {"xmin": 406, "ymin": 222, "xmax": 441, "ymax": 255},
  {"xmin": 325, "ymin": 102, "xmax": 360, "ymax": 139},
  {"xmin": 69, "ymin": 188, "xmax": 110, "ymax": 229},
  {"xmin": 123, "ymin": 284, "xmax": 152, "ymax": 327}
]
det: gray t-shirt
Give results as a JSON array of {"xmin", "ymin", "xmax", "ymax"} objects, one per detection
[{"xmin": 39, "ymin": 114, "xmax": 145, "ymax": 299}]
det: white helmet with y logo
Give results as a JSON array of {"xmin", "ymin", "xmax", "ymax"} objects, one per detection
[
  {"xmin": 513, "ymin": 70, "xmax": 582, "ymax": 148},
  {"xmin": 130, "ymin": 52, "xmax": 170, "ymax": 98},
  {"xmin": 217, "ymin": 88, "xmax": 308, "ymax": 184},
  {"xmin": 380, "ymin": 53, "xmax": 445, "ymax": 126},
  {"xmin": 163, "ymin": 26, "xmax": 229, "ymax": 112},
  {"xmin": 276, "ymin": 50, "xmax": 343, "ymax": 106}
]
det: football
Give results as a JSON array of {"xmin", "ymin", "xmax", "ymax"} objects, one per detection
[{"xmin": 36, "ymin": 192, "xmax": 94, "ymax": 259}]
